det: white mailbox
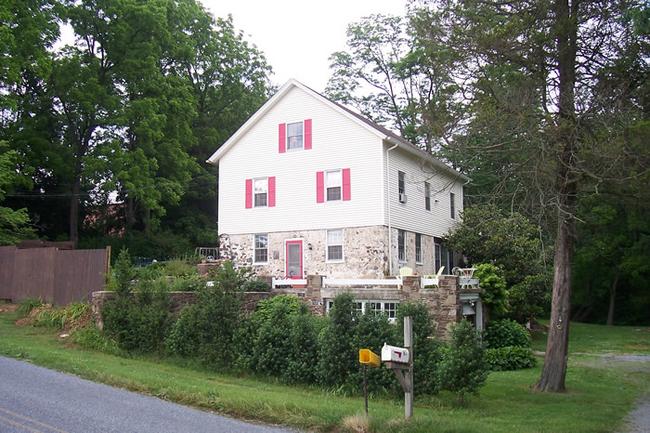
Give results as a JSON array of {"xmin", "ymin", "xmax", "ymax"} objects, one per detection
[{"xmin": 381, "ymin": 344, "xmax": 410, "ymax": 364}]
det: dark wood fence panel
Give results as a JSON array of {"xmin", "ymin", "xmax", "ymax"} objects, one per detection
[
  {"xmin": 0, "ymin": 246, "xmax": 17, "ymax": 300},
  {"xmin": 0, "ymin": 247, "xmax": 108, "ymax": 305},
  {"xmin": 54, "ymin": 249, "xmax": 109, "ymax": 305}
]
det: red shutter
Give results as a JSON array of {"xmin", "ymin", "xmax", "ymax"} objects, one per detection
[
  {"xmin": 304, "ymin": 119, "xmax": 312, "ymax": 150},
  {"xmin": 342, "ymin": 168, "xmax": 351, "ymax": 201},
  {"xmin": 316, "ymin": 171, "xmax": 324, "ymax": 203},
  {"xmin": 278, "ymin": 123, "xmax": 286, "ymax": 153},
  {"xmin": 245, "ymin": 179, "xmax": 253, "ymax": 208},
  {"xmin": 268, "ymin": 176, "xmax": 276, "ymax": 207}
]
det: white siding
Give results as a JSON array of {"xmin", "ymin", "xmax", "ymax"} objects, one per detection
[
  {"xmin": 218, "ymin": 86, "xmax": 385, "ymax": 235},
  {"xmin": 383, "ymin": 144, "xmax": 464, "ymax": 238}
]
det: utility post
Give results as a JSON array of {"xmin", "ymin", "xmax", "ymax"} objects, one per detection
[
  {"xmin": 404, "ymin": 316, "xmax": 414, "ymax": 419},
  {"xmin": 382, "ymin": 316, "xmax": 414, "ymax": 420}
]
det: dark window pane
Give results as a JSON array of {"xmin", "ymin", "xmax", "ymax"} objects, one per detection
[
  {"xmin": 328, "ymin": 245, "xmax": 343, "ymax": 261},
  {"xmin": 254, "ymin": 193, "xmax": 267, "ymax": 207},
  {"xmin": 327, "ymin": 187, "xmax": 341, "ymax": 201}
]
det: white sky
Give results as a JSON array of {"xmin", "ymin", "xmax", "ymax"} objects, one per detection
[{"xmin": 200, "ymin": 0, "xmax": 408, "ymax": 92}]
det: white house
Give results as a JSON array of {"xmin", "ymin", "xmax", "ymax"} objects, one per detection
[{"xmin": 207, "ymin": 79, "xmax": 468, "ymax": 279}]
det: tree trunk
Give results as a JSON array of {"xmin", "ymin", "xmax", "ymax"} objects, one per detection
[
  {"xmin": 69, "ymin": 177, "xmax": 80, "ymax": 247},
  {"xmin": 606, "ymin": 272, "xmax": 619, "ymax": 326},
  {"xmin": 535, "ymin": 0, "xmax": 578, "ymax": 393}
]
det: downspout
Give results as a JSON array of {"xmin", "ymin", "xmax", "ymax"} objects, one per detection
[{"xmin": 385, "ymin": 140, "xmax": 399, "ymax": 276}]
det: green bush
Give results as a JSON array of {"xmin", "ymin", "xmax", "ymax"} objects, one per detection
[
  {"xmin": 318, "ymin": 293, "xmax": 358, "ymax": 388},
  {"xmin": 284, "ymin": 307, "xmax": 320, "ymax": 384},
  {"xmin": 72, "ymin": 326, "xmax": 122, "ymax": 356},
  {"xmin": 351, "ymin": 312, "xmax": 398, "ymax": 395},
  {"xmin": 397, "ymin": 302, "xmax": 443, "ymax": 395},
  {"xmin": 102, "ymin": 250, "xmax": 172, "ymax": 352},
  {"xmin": 437, "ymin": 320, "xmax": 488, "ymax": 404},
  {"xmin": 484, "ymin": 319, "xmax": 531, "ymax": 349},
  {"xmin": 485, "ymin": 346, "xmax": 536, "ymax": 371},
  {"xmin": 16, "ymin": 298, "xmax": 43, "ymax": 317},
  {"xmin": 242, "ymin": 278, "xmax": 271, "ymax": 292},
  {"xmin": 169, "ymin": 274, "xmax": 206, "ymax": 292},
  {"xmin": 166, "ymin": 263, "xmax": 243, "ymax": 366},
  {"xmin": 162, "ymin": 259, "xmax": 198, "ymax": 277},
  {"xmin": 473, "ymin": 263, "xmax": 508, "ymax": 316}
]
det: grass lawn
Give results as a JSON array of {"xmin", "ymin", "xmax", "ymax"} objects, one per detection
[{"xmin": 0, "ymin": 310, "xmax": 648, "ymax": 433}]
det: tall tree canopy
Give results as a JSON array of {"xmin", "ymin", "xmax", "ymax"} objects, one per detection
[
  {"xmin": 2, "ymin": 0, "xmax": 272, "ymax": 252},
  {"xmin": 329, "ymin": 0, "xmax": 649, "ymax": 392}
]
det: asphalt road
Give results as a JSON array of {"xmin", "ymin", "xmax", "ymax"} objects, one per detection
[{"xmin": 0, "ymin": 356, "xmax": 295, "ymax": 433}]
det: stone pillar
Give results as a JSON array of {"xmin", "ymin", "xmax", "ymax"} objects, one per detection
[
  {"xmin": 401, "ymin": 276, "xmax": 420, "ymax": 301},
  {"xmin": 305, "ymin": 275, "xmax": 324, "ymax": 315}
]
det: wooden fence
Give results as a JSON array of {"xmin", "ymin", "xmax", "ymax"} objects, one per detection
[{"xmin": 0, "ymin": 246, "xmax": 110, "ymax": 305}]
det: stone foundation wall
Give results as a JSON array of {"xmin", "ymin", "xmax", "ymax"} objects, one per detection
[
  {"xmin": 91, "ymin": 275, "xmax": 476, "ymax": 339},
  {"xmin": 220, "ymin": 225, "xmax": 389, "ymax": 279}
]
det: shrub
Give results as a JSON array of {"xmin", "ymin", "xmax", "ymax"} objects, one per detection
[
  {"xmin": 103, "ymin": 250, "xmax": 172, "ymax": 352},
  {"xmin": 242, "ymin": 278, "xmax": 271, "ymax": 292},
  {"xmin": 72, "ymin": 326, "xmax": 122, "ymax": 356},
  {"xmin": 166, "ymin": 263, "xmax": 243, "ymax": 366},
  {"xmin": 437, "ymin": 320, "xmax": 488, "ymax": 404},
  {"xmin": 318, "ymin": 293, "xmax": 358, "ymax": 388},
  {"xmin": 284, "ymin": 307, "xmax": 319, "ymax": 384},
  {"xmin": 351, "ymin": 311, "xmax": 398, "ymax": 394},
  {"xmin": 484, "ymin": 319, "xmax": 531, "ymax": 349},
  {"xmin": 162, "ymin": 259, "xmax": 198, "ymax": 277},
  {"xmin": 170, "ymin": 274, "xmax": 206, "ymax": 292},
  {"xmin": 473, "ymin": 263, "xmax": 508, "ymax": 317},
  {"xmin": 397, "ymin": 302, "xmax": 443, "ymax": 395},
  {"xmin": 485, "ymin": 346, "xmax": 536, "ymax": 371},
  {"xmin": 17, "ymin": 298, "xmax": 43, "ymax": 317}
]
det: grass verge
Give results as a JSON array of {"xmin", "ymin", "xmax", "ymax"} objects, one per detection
[{"xmin": 0, "ymin": 311, "xmax": 648, "ymax": 433}]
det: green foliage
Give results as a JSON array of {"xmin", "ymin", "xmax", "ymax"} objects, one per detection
[
  {"xmin": 283, "ymin": 307, "xmax": 320, "ymax": 384},
  {"xmin": 317, "ymin": 293, "xmax": 359, "ymax": 388},
  {"xmin": 109, "ymin": 248, "xmax": 135, "ymax": 296},
  {"xmin": 0, "ymin": 142, "xmax": 34, "ymax": 245},
  {"xmin": 102, "ymin": 282, "xmax": 172, "ymax": 353},
  {"xmin": 351, "ymin": 312, "xmax": 398, "ymax": 394},
  {"xmin": 162, "ymin": 259, "xmax": 198, "ymax": 277},
  {"xmin": 16, "ymin": 298, "xmax": 43, "ymax": 317},
  {"xmin": 397, "ymin": 302, "xmax": 442, "ymax": 395},
  {"xmin": 437, "ymin": 320, "xmax": 488, "ymax": 404},
  {"xmin": 34, "ymin": 302, "xmax": 89, "ymax": 330},
  {"xmin": 473, "ymin": 264, "xmax": 508, "ymax": 316},
  {"xmin": 484, "ymin": 320, "xmax": 531, "ymax": 350},
  {"xmin": 242, "ymin": 278, "xmax": 271, "ymax": 292},
  {"xmin": 485, "ymin": 347, "xmax": 536, "ymax": 371},
  {"xmin": 72, "ymin": 325, "xmax": 123, "ymax": 356},
  {"xmin": 165, "ymin": 262, "xmax": 243, "ymax": 366}
]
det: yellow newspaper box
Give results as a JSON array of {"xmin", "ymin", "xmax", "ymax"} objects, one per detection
[{"xmin": 358, "ymin": 349, "xmax": 381, "ymax": 368}]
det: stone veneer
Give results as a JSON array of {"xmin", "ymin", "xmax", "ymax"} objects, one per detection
[
  {"xmin": 219, "ymin": 225, "xmax": 390, "ymax": 279},
  {"xmin": 219, "ymin": 226, "xmax": 450, "ymax": 279}
]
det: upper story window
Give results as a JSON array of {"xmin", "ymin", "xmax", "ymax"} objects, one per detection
[
  {"xmin": 286, "ymin": 121, "xmax": 304, "ymax": 150},
  {"xmin": 279, "ymin": 119, "xmax": 312, "ymax": 153},
  {"xmin": 326, "ymin": 169, "xmax": 342, "ymax": 201},
  {"xmin": 254, "ymin": 234, "xmax": 268, "ymax": 263},
  {"xmin": 327, "ymin": 229, "xmax": 344, "ymax": 261},
  {"xmin": 415, "ymin": 233, "xmax": 422, "ymax": 264},
  {"xmin": 424, "ymin": 182, "xmax": 431, "ymax": 210},
  {"xmin": 254, "ymin": 178, "xmax": 268, "ymax": 207},
  {"xmin": 398, "ymin": 229, "xmax": 406, "ymax": 262},
  {"xmin": 398, "ymin": 170, "xmax": 405, "ymax": 196},
  {"xmin": 450, "ymin": 192, "xmax": 456, "ymax": 219}
]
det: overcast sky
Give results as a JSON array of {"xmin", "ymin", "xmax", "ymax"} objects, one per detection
[{"xmin": 200, "ymin": 0, "xmax": 408, "ymax": 92}]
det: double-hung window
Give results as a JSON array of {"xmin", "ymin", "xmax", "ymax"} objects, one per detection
[
  {"xmin": 424, "ymin": 181, "xmax": 431, "ymax": 210},
  {"xmin": 326, "ymin": 229, "xmax": 344, "ymax": 261},
  {"xmin": 415, "ymin": 233, "xmax": 422, "ymax": 264},
  {"xmin": 326, "ymin": 169, "xmax": 342, "ymax": 201},
  {"xmin": 254, "ymin": 234, "xmax": 268, "ymax": 263},
  {"xmin": 398, "ymin": 229, "xmax": 406, "ymax": 262},
  {"xmin": 286, "ymin": 121, "xmax": 304, "ymax": 150},
  {"xmin": 254, "ymin": 178, "xmax": 268, "ymax": 207},
  {"xmin": 398, "ymin": 171, "xmax": 405, "ymax": 195}
]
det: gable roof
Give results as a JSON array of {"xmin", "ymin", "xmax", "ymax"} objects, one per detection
[{"xmin": 207, "ymin": 79, "xmax": 469, "ymax": 181}]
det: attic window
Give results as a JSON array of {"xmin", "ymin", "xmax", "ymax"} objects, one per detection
[{"xmin": 287, "ymin": 121, "xmax": 304, "ymax": 150}]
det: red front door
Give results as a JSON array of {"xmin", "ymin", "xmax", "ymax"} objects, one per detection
[{"xmin": 285, "ymin": 240, "xmax": 303, "ymax": 279}]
